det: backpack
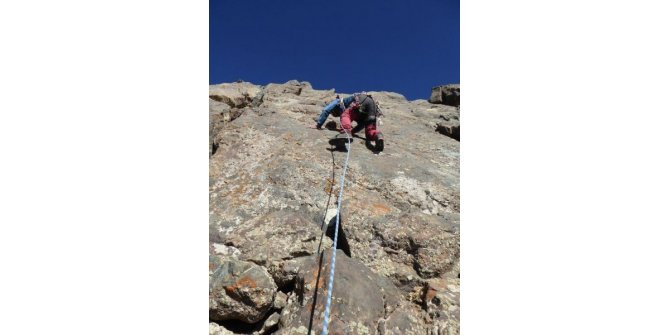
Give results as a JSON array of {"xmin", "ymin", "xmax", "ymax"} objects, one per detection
[{"xmin": 354, "ymin": 93, "xmax": 384, "ymax": 118}]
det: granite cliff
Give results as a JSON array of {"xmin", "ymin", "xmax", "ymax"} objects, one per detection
[{"xmin": 209, "ymin": 80, "xmax": 460, "ymax": 335}]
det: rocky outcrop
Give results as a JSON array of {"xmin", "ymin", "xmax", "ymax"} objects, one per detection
[
  {"xmin": 436, "ymin": 119, "xmax": 460, "ymax": 141},
  {"xmin": 209, "ymin": 80, "xmax": 460, "ymax": 334},
  {"xmin": 429, "ymin": 84, "xmax": 460, "ymax": 107},
  {"xmin": 210, "ymin": 82, "xmax": 262, "ymax": 108}
]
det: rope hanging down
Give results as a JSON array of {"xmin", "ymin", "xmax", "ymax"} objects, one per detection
[{"xmin": 321, "ymin": 132, "xmax": 353, "ymax": 335}]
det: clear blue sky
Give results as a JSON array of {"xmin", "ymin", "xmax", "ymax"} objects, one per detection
[{"xmin": 210, "ymin": 0, "xmax": 459, "ymax": 101}]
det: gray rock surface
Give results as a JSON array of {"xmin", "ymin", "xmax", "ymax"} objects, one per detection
[{"xmin": 209, "ymin": 80, "xmax": 460, "ymax": 334}]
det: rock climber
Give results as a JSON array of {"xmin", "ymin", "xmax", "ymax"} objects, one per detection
[
  {"xmin": 308, "ymin": 94, "xmax": 365, "ymax": 134},
  {"xmin": 340, "ymin": 92, "xmax": 384, "ymax": 151}
]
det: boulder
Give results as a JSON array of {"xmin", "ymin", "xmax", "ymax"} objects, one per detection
[
  {"xmin": 276, "ymin": 249, "xmax": 405, "ymax": 335},
  {"xmin": 209, "ymin": 256, "xmax": 278, "ymax": 323},
  {"xmin": 429, "ymin": 84, "xmax": 460, "ymax": 107}
]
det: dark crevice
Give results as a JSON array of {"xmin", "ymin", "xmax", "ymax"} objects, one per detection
[
  {"xmin": 278, "ymin": 279, "xmax": 295, "ymax": 294},
  {"xmin": 325, "ymin": 216, "xmax": 351, "ymax": 258},
  {"xmin": 306, "ymin": 252, "xmax": 325, "ymax": 333},
  {"xmin": 210, "ymin": 307, "xmax": 275, "ymax": 335},
  {"xmin": 435, "ymin": 124, "xmax": 460, "ymax": 141},
  {"xmin": 215, "ymin": 318, "xmax": 260, "ymax": 333},
  {"xmin": 244, "ymin": 258, "xmax": 267, "ymax": 267},
  {"xmin": 265, "ymin": 323, "xmax": 279, "ymax": 334},
  {"xmin": 288, "ymin": 250, "xmax": 312, "ymax": 258},
  {"xmin": 411, "ymin": 259, "xmax": 423, "ymax": 279},
  {"xmin": 211, "ymin": 142, "xmax": 219, "ymax": 156}
]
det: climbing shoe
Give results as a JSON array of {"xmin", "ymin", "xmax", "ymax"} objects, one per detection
[{"xmin": 375, "ymin": 132, "xmax": 384, "ymax": 151}]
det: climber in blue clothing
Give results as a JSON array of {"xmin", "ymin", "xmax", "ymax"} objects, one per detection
[{"xmin": 308, "ymin": 94, "xmax": 364, "ymax": 133}]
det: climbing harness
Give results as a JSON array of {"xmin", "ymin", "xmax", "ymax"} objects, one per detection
[{"xmin": 320, "ymin": 131, "xmax": 353, "ymax": 335}]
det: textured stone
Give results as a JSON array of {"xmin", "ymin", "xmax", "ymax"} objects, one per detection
[
  {"xmin": 436, "ymin": 120, "xmax": 460, "ymax": 141},
  {"xmin": 224, "ymin": 211, "xmax": 322, "ymax": 264},
  {"xmin": 380, "ymin": 305, "xmax": 428, "ymax": 335},
  {"xmin": 371, "ymin": 213, "xmax": 460, "ymax": 279},
  {"xmin": 209, "ymin": 80, "xmax": 460, "ymax": 334},
  {"xmin": 429, "ymin": 84, "xmax": 460, "ymax": 107},
  {"xmin": 276, "ymin": 249, "xmax": 404, "ymax": 335},
  {"xmin": 209, "ymin": 82, "xmax": 262, "ymax": 108},
  {"xmin": 254, "ymin": 312, "xmax": 281, "ymax": 335},
  {"xmin": 424, "ymin": 277, "xmax": 460, "ymax": 335},
  {"xmin": 273, "ymin": 291, "xmax": 288, "ymax": 310},
  {"xmin": 209, "ymin": 256, "xmax": 278, "ymax": 323},
  {"xmin": 209, "ymin": 322, "xmax": 235, "ymax": 335}
]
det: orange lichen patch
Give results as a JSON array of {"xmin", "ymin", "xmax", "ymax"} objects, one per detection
[
  {"xmin": 323, "ymin": 178, "xmax": 335, "ymax": 194},
  {"xmin": 317, "ymin": 271, "xmax": 326, "ymax": 289},
  {"xmin": 224, "ymin": 276, "xmax": 258, "ymax": 294},
  {"xmin": 236, "ymin": 276, "xmax": 258, "ymax": 288},
  {"xmin": 209, "ymin": 262, "xmax": 215, "ymax": 270},
  {"xmin": 371, "ymin": 203, "xmax": 391, "ymax": 215},
  {"xmin": 344, "ymin": 197, "xmax": 365, "ymax": 211},
  {"xmin": 227, "ymin": 174, "xmax": 252, "ymax": 206},
  {"xmin": 425, "ymin": 287, "xmax": 438, "ymax": 303},
  {"xmin": 306, "ymin": 279, "xmax": 318, "ymax": 291}
]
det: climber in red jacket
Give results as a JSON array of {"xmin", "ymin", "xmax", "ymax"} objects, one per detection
[{"xmin": 340, "ymin": 93, "xmax": 384, "ymax": 151}]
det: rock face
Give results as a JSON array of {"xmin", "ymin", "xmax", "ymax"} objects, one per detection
[
  {"xmin": 209, "ymin": 80, "xmax": 460, "ymax": 334},
  {"xmin": 428, "ymin": 84, "xmax": 460, "ymax": 107}
]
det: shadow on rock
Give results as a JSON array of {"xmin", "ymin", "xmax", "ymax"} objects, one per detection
[
  {"xmin": 325, "ymin": 215, "xmax": 352, "ymax": 258},
  {"xmin": 327, "ymin": 137, "xmax": 352, "ymax": 152}
]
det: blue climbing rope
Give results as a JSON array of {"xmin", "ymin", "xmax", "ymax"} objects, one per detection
[{"xmin": 321, "ymin": 132, "xmax": 352, "ymax": 335}]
